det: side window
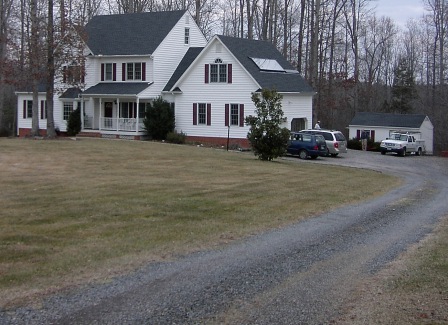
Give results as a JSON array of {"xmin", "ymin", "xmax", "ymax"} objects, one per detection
[
  {"xmin": 184, "ymin": 27, "xmax": 190, "ymax": 45},
  {"xmin": 63, "ymin": 102, "xmax": 74, "ymax": 121},
  {"xmin": 224, "ymin": 103, "xmax": 244, "ymax": 127},
  {"xmin": 193, "ymin": 103, "xmax": 211, "ymax": 126},
  {"xmin": 302, "ymin": 134, "xmax": 312, "ymax": 142},
  {"xmin": 22, "ymin": 100, "xmax": 33, "ymax": 118}
]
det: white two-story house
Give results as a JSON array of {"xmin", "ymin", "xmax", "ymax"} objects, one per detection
[{"xmin": 17, "ymin": 10, "xmax": 314, "ymax": 146}]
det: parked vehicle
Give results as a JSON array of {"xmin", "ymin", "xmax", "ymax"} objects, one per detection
[
  {"xmin": 380, "ymin": 132, "xmax": 426, "ymax": 156},
  {"xmin": 286, "ymin": 132, "xmax": 327, "ymax": 159},
  {"xmin": 300, "ymin": 129, "xmax": 348, "ymax": 156}
]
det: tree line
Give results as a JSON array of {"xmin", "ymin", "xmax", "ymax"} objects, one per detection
[{"xmin": 0, "ymin": 0, "xmax": 446, "ymax": 153}]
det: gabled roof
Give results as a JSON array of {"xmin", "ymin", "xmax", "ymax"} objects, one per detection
[
  {"xmin": 163, "ymin": 47, "xmax": 203, "ymax": 92},
  {"xmin": 82, "ymin": 83, "xmax": 151, "ymax": 96},
  {"xmin": 83, "ymin": 10, "xmax": 186, "ymax": 56},
  {"xmin": 218, "ymin": 35, "xmax": 313, "ymax": 93},
  {"xmin": 60, "ymin": 87, "xmax": 82, "ymax": 99},
  {"xmin": 350, "ymin": 112, "xmax": 428, "ymax": 128}
]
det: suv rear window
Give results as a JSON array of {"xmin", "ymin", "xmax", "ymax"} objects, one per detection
[{"xmin": 334, "ymin": 132, "xmax": 346, "ymax": 141}]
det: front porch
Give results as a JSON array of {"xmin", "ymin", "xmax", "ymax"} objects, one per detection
[{"xmin": 80, "ymin": 82, "xmax": 153, "ymax": 139}]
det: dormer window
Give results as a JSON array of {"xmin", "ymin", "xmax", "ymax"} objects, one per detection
[{"xmin": 205, "ymin": 59, "xmax": 232, "ymax": 84}]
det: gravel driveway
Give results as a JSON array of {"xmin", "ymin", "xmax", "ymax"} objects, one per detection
[{"xmin": 2, "ymin": 150, "xmax": 448, "ymax": 325}]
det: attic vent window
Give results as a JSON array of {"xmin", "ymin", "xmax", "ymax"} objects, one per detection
[{"xmin": 250, "ymin": 57, "xmax": 285, "ymax": 72}]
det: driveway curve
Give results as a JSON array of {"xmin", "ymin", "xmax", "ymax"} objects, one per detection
[{"xmin": 1, "ymin": 150, "xmax": 448, "ymax": 325}]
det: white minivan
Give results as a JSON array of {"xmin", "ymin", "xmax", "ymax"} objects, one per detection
[{"xmin": 300, "ymin": 129, "xmax": 348, "ymax": 157}]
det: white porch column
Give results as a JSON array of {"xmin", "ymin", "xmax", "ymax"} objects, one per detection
[
  {"xmin": 80, "ymin": 98, "xmax": 84, "ymax": 130},
  {"xmin": 136, "ymin": 98, "xmax": 140, "ymax": 133},
  {"xmin": 116, "ymin": 98, "xmax": 120, "ymax": 131},
  {"xmin": 99, "ymin": 98, "xmax": 102, "ymax": 131}
]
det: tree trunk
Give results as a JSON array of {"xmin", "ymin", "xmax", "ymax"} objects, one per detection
[
  {"xmin": 297, "ymin": 0, "xmax": 305, "ymax": 73},
  {"xmin": 30, "ymin": 0, "xmax": 40, "ymax": 137},
  {"xmin": 46, "ymin": 0, "xmax": 56, "ymax": 138}
]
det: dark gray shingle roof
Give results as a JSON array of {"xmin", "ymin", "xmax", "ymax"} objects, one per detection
[
  {"xmin": 218, "ymin": 35, "xmax": 313, "ymax": 93},
  {"xmin": 163, "ymin": 47, "xmax": 203, "ymax": 91},
  {"xmin": 84, "ymin": 10, "xmax": 186, "ymax": 55},
  {"xmin": 82, "ymin": 83, "xmax": 151, "ymax": 96},
  {"xmin": 350, "ymin": 112, "xmax": 427, "ymax": 128},
  {"xmin": 60, "ymin": 87, "xmax": 82, "ymax": 99}
]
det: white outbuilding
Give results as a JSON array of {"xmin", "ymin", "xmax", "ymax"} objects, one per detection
[{"xmin": 348, "ymin": 112, "xmax": 434, "ymax": 155}]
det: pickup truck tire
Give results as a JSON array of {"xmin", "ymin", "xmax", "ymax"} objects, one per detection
[
  {"xmin": 416, "ymin": 147, "xmax": 422, "ymax": 156},
  {"xmin": 381, "ymin": 150, "xmax": 386, "ymax": 155},
  {"xmin": 400, "ymin": 148, "xmax": 406, "ymax": 157}
]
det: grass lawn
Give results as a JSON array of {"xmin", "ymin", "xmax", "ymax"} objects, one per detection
[{"xmin": 0, "ymin": 138, "xmax": 399, "ymax": 308}]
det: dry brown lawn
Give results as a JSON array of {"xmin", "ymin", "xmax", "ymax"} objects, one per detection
[{"xmin": 0, "ymin": 138, "xmax": 398, "ymax": 308}]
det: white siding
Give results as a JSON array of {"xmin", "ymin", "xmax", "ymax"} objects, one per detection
[
  {"xmin": 142, "ymin": 12, "xmax": 207, "ymax": 98},
  {"xmin": 172, "ymin": 38, "xmax": 313, "ymax": 140}
]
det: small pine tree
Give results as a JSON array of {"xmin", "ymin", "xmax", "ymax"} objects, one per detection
[
  {"xmin": 390, "ymin": 57, "xmax": 418, "ymax": 114},
  {"xmin": 143, "ymin": 97, "xmax": 175, "ymax": 140},
  {"xmin": 66, "ymin": 107, "xmax": 81, "ymax": 136},
  {"xmin": 245, "ymin": 89, "xmax": 290, "ymax": 161}
]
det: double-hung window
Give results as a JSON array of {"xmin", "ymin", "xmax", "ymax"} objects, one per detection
[
  {"xmin": 210, "ymin": 59, "xmax": 226, "ymax": 83},
  {"xmin": 184, "ymin": 28, "xmax": 190, "ymax": 45},
  {"xmin": 101, "ymin": 63, "xmax": 116, "ymax": 81},
  {"xmin": 22, "ymin": 100, "xmax": 33, "ymax": 118},
  {"xmin": 205, "ymin": 59, "xmax": 232, "ymax": 83},
  {"xmin": 225, "ymin": 103, "xmax": 244, "ymax": 127},
  {"xmin": 193, "ymin": 103, "xmax": 211, "ymax": 125},
  {"xmin": 198, "ymin": 103, "xmax": 206, "ymax": 124},
  {"xmin": 105, "ymin": 63, "xmax": 113, "ymax": 81},
  {"xmin": 63, "ymin": 102, "xmax": 74, "ymax": 121},
  {"xmin": 230, "ymin": 104, "xmax": 239, "ymax": 126},
  {"xmin": 127, "ymin": 63, "xmax": 142, "ymax": 80}
]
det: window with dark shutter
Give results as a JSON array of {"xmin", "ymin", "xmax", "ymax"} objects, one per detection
[
  {"xmin": 228, "ymin": 64, "xmax": 232, "ymax": 83},
  {"xmin": 207, "ymin": 104, "xmax": 211, "ymax": 126},
  {"xmin": 193, "ymin": 103, "xmax": 197, "ymax": 125},
  {"xmin": 101, "ymin": 64, "xmax": 105, "ymax": 81},
  {"xmin": 239, "ymin": 104, "xmax": 244, "ymax": 127},
  {"xmin": 225, "ymin": 104, "xmax": 229, "ymax": 126},
  {"xmin": 122, "ymin": 63, "xmax": 126, "ymax": 81},
  {"xmin": 205, "ymin": 64, "xmax": 209, "ymax": 83}
]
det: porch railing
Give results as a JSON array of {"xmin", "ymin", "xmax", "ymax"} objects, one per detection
[{"xmin": 97, "ymin": 117, "xmax": 144, "ymax": 132}]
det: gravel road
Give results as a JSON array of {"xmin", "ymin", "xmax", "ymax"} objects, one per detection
[{"xmin": 1, "ymin": 150, "xmax": 448, "ymax": 325}]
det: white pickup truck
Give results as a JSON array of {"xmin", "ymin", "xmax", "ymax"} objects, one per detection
[{"xmin": 380, "ymin": 132, "xmax": 425, "ymax": 156}]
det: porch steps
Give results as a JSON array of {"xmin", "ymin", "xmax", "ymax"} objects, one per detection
[{"xmin": 77, "ymin": 132, "xmax": 143, "ymax": 140}]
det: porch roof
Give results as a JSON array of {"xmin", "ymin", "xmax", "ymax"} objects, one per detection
[{"xmin": 82, "ymin": 82, "xmax": 151, "ymax": 97}]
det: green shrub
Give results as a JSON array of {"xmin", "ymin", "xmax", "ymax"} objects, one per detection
[
  {"xmin": 143, "ymin": 97, "xmax": 175, "ymax": 140},
  {"xmin": 348, "ymin": 138, "xmax": 381, "ymax": 151},
  {"xmin": 66, "ymin": 108, "xmax": 81, "ymax": 136},
  {"xmin": 166, "ymin": 131, "xmax": 186, "ymax": 144}
]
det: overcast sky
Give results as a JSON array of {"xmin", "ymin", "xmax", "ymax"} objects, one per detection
[{"xmin": 373, "ymin": 0, "xmax": 426, "ymax": 27}]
